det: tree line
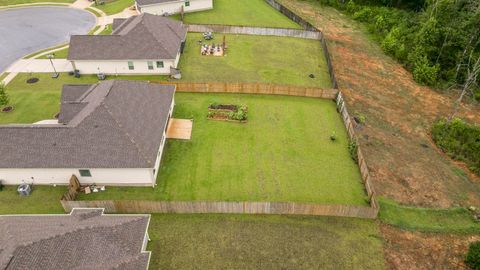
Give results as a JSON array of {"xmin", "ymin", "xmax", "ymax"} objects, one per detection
[{"xmin": 317, "ymin": 0, "xmax": 480, "ymax": 100}]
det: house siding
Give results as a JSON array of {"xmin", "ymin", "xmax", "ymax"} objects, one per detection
[
  {"xmin": 139, "ymin": 0, "xmax": 212, "ymax": 15},
  {"xmin": 0, "ymin": 168, "xmax": 154, "ymax": 186},
  {"xmin": 71, "ymin": 59, "xmax": 177, "ymax": 75}
]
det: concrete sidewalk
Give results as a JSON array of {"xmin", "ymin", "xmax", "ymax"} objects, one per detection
[
  {"xmin": 6, "ymin": 59, "xmax": 72, "ymax": 73},
  {"xmin": 70, "ymin": 0, "xmax": 92, "ymax": 9},
  {"xmin": 98, "ymin": 7, "xmax": 139, "ymax": 25}
]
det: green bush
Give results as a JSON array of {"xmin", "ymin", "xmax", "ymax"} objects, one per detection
[
  {"xmin": 352, "ymin": 7, "xmax": 373, "ymax": 22},
  {"xmin": 431, "ymin": 118, "xmax": 480, "ymax": 174},
  {"xmin": 466, "ymin": 241, "xmax": 480, "ymax": 270},
  {"xmin": 0, "ymin": 83, "xmax": 9, "ymax": 107},
  {"xmin": 412, "ymin": 55, "xmax": 439, "ymax": 85},
  {"xmin": 348, "ymin": 140, "xmax": 358, "ymax": 162}
]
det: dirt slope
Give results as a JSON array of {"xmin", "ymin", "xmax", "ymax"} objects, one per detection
[
  {"xmin": 381, "ymin": 224, "xmax": 480, "ymax": 269},
  {"xmin": 279, "ymin": 0, "xmax": 480, "ymax": 208}
]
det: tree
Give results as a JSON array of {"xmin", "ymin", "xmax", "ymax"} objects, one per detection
[
  {"xmin": 466, "ymin": 241, "xmax": 480, "ymax": 270},
  {"xmin": 449, "ymin": 53, "xmax": 480, "ymax": 120},
  {"xmin": 0, "ymin": 83, "xmax": 9, "ymax": 107}
]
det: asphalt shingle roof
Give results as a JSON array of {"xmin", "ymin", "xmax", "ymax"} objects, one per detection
[
  {"xmin": 0, "ymin": 80, "xmax": 175, "ymax": 168},
  {"xmin": 68, "ymin": 14, "xmax": 187, "ymax": 60},
  {"xmin": 0, "ymin": 209, "xmax": 151, "ymax": 270}
]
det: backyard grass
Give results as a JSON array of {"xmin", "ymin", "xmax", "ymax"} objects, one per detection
[
  {"xmin": 172, "ymin": 0, "xmax": 301, "ymax": 28},
  {"xmin": 0, "ymin": 0, "xmax": 73, "ymax": 6},
  {"xmin": 79, "ymin": 93, "xmax": 367, "ymax": 205},
  {"xmin": 94, "ymin": 0, "xmax": 133, "ymax": 15},
  {"xmin": 379, "ymin": 198, "xmax": 480, "ymax": 234},
  {"xmin": 179, "ymin": 33, "xmax": 331, "ymax": 88},
  {"xmin": 0, "ymin": 186, "xmax": 64, "ymax": 214},
  {"xmin": 0, "ymin": 73, "xmax": 167, "ymax": 124},
  {"xmin": 147, "ymin": 214, "xmax": 385, "ymax": 270}
]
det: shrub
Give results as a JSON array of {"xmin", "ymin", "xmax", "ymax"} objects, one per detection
[
  {"xmin": 330, "ymin": 131, "xmax": 337, "ymax": 141},
  {"xmin": 412, "ymin": 55, "xmax": 439, "ymax": 85},
  {"xmin": 352, "ymin": 7, "xmax": 373, "ymax": 22},
  {"xmin": 466, "ymin": 241, "xmax": 480, "ymax": 270},
  {"xmin": 0, "ymin": 83, "xmax": 9, "ymax": 107},
  {"xmin": 348, "ymin": 140, "xmax": 359, "ymax": 162},
  {"xmin": 381, "ymin": 27, "xmax": 401, "ymax": 54},
  {"xmin": 432, "ymin": 118, "xmax": 480, "ymax": 175}
]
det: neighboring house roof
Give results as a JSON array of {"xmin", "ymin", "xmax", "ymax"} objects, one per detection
[
  {"xmin": 68, "ymin": 14, "xmax": 187, "ymax": 60},
  {"xmin": 0, "ymin": 208, "xmax": 151, "ymax": 270},
  {"xmin": 136, "ymin": 0, "xmax": 192, "ymax": 7},
  {"xmin": 0, "ymin": 80, "xmax": 175, "ymax": 168}
]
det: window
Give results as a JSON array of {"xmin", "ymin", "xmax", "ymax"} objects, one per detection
[
  {"xmin": 185, "ymin": 1, "xmax": 190, "ymax": 6},
  {"xmin": 147, "ymin": 61, "xmax": 154, "ymax": 70},
  {"xmin": 128, "ymin": 61, "xmax": 134, "ymax": 70},
  {"xmin": 156, "ymin": 61, "xmax": 164, "ymax": 68},
  {"xmin": 79, "ymin": 169, "xmax": 92, "ymax": 177}
]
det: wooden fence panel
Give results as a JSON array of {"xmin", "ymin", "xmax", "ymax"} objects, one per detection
[
  {"xmin": 151, "ymin": 81, "xmax": 337, "ymax": 99},
  {"xmin": 60, "ymin": 200, "xmax": 378, "ymax": 219},
  {"xmin": 187, "ymin": 24, "xmax": 322, "ymax": 40}
]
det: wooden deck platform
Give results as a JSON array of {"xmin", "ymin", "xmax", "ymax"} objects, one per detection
[{"xmin": 166, "ymin": 118, "xmax": 193, "ymax": 140}]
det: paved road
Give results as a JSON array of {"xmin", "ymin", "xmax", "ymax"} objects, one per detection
[{"xmin": 0, "ymin": 6, "xmax": 95, "ymax": 72}]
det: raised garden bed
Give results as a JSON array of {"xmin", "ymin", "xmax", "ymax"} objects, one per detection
[
  {"xmin": 207, "ymin": 103, "xmax": 248, "ymax": 123},
  {"xmin": 1, "ymin": 106, "xmax": 13, "ymax": 113}
]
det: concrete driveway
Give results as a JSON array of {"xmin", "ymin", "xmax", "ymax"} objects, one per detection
[{"xmin": 0, "ymin": 6, "xmax": 96, "ymax": 73}]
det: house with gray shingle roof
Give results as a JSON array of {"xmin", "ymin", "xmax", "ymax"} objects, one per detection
[
  {"xmin": 68, "ymin": 14, "xmax": 187, "ymax": 75},
  {"xmin": 136, "ymin": 0, "xmax": 213, "ymax": 16},
  {"xmin": 0, "ymin": 208, "xmax": 151, "ymax": 270},
  {"xmin": 0, "ymin": 80, "xmax": 175, "ymax": 186}
]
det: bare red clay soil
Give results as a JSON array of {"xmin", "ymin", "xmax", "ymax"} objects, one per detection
[
  {"xmin": 381, "ymin": 224, "xmax": 480, "ymax": 270},
  {"xmin": 280, "ymin": 0, "xmax": 480, "ymax": 208}
]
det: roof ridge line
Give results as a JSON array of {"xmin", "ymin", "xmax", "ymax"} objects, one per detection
[
  {"xmin": 143, "ymin": 16, "xmax": 174, "ymax": 56},
  {"xmin": 101, "ymin": 102, "xmax": 153, "ymax": 167},
  {"xmin": 77, "ymin": 84, "xmax": 99, "ymax": 102}
]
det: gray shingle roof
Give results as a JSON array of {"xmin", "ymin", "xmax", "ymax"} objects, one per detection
[
  {"xmin": 0, "ymin": 208, "xmax": 150, "ymax": 270},
  {"xmin": 0, "ymin": 80, "xmax": 175, "ymax": 168},
  {"xmin": 68, "ymin": 14, "xmax": 187, "ymax": 60},
  {"xmin": 136, "ymin": 0, "xmax": 183, "ymax": 6}
]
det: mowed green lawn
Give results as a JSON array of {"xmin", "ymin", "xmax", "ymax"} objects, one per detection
[
  {"xmin": 174, "ymin": 0, "xmax": 300, "ymax": 28},
  {"xmin": 80, "ymin": 93, "xmax": 367, "ymax": 205},
  {"xmin": 179, "ymin": 33, "xmax": 332, "ymax": 88},
  {"xmin": 94, "ymin": 0, "xmax": 133, "ymax": 15},
  {"xmin": 147, "ymin": 214, "xmax": 385, "ymax": 270},
  {"xmin": 0, "ymin": 186, "xmax": 65, "ymax": 214},
  {"xmin": 0, "ymin": 73, "xmax": 167, "ymax": 124}
]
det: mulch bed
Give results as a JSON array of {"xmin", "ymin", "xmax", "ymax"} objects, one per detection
[{"xmin": 26, "ymin": 78, "xmax": 39, "ymax": 84}]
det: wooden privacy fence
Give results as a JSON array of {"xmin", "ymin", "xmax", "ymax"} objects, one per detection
[
  {"xmin": 336, "ymin": 92, "xmax": 379, "ymax": 210},
  {"xmin": 61, "ymin": 200, "xmax": 378, "ymax": 219},
  {"xmin": 265, "ymin": 0, "xmax": 318, "ymax": 31},
  {"xmin": 187, "ymin": 24, "xmax": 322, "ymax": 40},
  {"xmin": 264, "ymin": 0, "xmax": 338, "ymax": 88},
  {"xmin": 151, "ymin": 81, "xmax": 338, "ymax": 99}
]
